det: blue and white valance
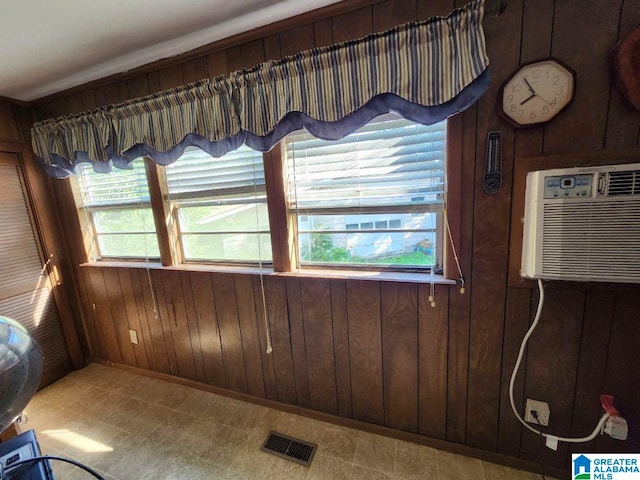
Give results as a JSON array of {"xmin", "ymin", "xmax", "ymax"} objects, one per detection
[
  {"xmin": 31, "ymin": 109, "xmax": 112, "ymax": 171},
  {"xmin": 239, "ymin": 0, "xmax": 488, "ymax": 150},
  {"xmin": 31, "ymin": 0, "xmax": 489, "ymax": 178}
]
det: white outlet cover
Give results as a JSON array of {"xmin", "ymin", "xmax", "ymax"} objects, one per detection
[
  {"xmin": 525, "ymin": 398, "xmax": 550, "ymax": 426},
  {"xmin": 129, "ymin": 329, "xmax": 139, "ymax": 345}
]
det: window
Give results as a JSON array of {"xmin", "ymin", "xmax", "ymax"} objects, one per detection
[
  {"xmin": 285, "ymin": 116, "xmax": 446, "ymax": 270},
  {"xmin": 71, "ymin": 117, "xmax": 450, "ymax": 275},
  {"xmin": 164, "ymin": 146, "xmax": 271, "ymax": 264},
  {"xmin": 73, "ymin": 158, "xmax": 159, "ymax": 260}
]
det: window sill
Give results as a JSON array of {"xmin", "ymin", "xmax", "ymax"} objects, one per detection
[
  {"xmin": 79, "ymin": 261, "xmax": 274, "ymax": 276},
  {"xmin": 79, "ymin": 261, "xmax": 456, "ymax": 285},
  {"xmin": 275, "ymin": 268, "xmax": 456, "ymax": 285},
  {"xmin": 80, "ymin": 261, "xmax": 165, "ymax": 270}
]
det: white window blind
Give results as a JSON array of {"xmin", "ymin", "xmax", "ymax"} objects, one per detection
[
  {"xmin": 77, "ymin": 160, "xmax": 150, "ymax": 207},
  {"xmin": 286, "ymin": 116, "xmax": 446, "ymax": 211},
  {"xmin": 165, "ymin": 146, "xmax": 271, "ymax": 263},
  {"xmin": 75, "ymin": 159, "xmax": 159, "ymax": 259},
  {"xmin": 285, "ymin": 116, "xmax": 446, "ymax": 269},
  {"xmin": 165, "ymin": 145, "xmax": 265, "ymax": 201}
]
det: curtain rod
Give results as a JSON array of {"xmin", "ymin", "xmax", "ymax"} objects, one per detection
[{"xmin": 485, "ymin": 0, "xmax": 507, "ymax": 17}]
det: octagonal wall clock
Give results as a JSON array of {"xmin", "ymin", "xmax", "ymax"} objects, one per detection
[{"xmin": 498, "ymin": 57, "xmax": 576, "ymax": 128}]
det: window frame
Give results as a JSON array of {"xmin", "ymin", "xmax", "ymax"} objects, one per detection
[
  {"xmin": 281, "ymin": 115, "xmax": 448, "ymax": 273},
  {"xmin": 71, "ymin": 157, "xmax": 162, "ymax": 262},
  {"xmin": 162, "ymin": 145, "xmax": 273, "ymax": 267},
  {"xmin": 69, "ymin": 115, "xmax": 462, "ymax": 282}
]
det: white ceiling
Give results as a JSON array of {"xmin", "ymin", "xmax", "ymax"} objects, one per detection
[{"xmin": 1, "ymin": 0, "xmax": 342, "ymax": 102}]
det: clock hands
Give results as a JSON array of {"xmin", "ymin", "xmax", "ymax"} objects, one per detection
[
  {"xmin": 536, "ymin": 93, "xmax": 553, "ymax": 105},
  {"xmin": 520, "ymin": 94, "xmax": 536, "ymax": 105},
  {"xmin": 520, "ymin": 76, "xmax": 553, "ymax": 106},
  {"xmin": 501, "ymin": 59, "xmax": 574, "ymax": 127},
  {"xmin": 520, "ymin": 77, "xmax": 537, "ymax": 105},
  {"xmin": 523, "ymin": 77, "xmax": 535, "ymax": 94}
]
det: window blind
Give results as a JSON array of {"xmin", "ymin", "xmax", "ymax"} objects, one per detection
[
  {"xmin": 74, "ymin": 158, "xmax": 158, "ymax": 259},
  {"xmin": 286, "ymin": 117, "xmax": 446, "ymax": 210},
  {"xmin": 76, "ymin": 159, "xmax": 150, "ymax": 208},
  {"xmin": 165, "ymin": 145, "xmax": 265, "ymax": 201}
]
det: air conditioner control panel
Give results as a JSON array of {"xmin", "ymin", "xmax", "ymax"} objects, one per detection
[{"xmin": 543, "ymin": 174, "xmax": 593, "ymax": 199}]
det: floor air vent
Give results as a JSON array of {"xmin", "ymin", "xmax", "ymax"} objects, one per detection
[{"xmin": 260, "ymin": 431, "xmax": 317, "ymax": 466}]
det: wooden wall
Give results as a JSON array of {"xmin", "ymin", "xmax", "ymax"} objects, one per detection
[
  {"xmin": 29, "ymin": 0, "xmax": 640, "ymax": 474},
  {"xmin": 0, "ymin": 99, "xmax": 30, "ymax": 143}
]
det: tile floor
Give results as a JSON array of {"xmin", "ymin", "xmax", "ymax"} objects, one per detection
[{"xmin": 20, "ymin": 363, "xmax": 553, "ymax": 480}]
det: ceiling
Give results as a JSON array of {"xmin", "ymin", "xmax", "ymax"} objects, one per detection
[{"xmin": 1, "ymin": 0, "xmax": 342, "ymax": 102}]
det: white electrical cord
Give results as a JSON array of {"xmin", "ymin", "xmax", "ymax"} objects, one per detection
[{"xmin": 509, "ymin": 278, "xmax": 610, "ymax": 444}]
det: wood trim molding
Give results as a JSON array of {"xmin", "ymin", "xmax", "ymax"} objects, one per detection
[
  {"xmin": 263, "ymin": 147, "xmax": 283, "ymax": 271},
  {"xmin": 508, "ymin": 148, "xmax": 640, "ymax": 287},
  {"xmin": 445, "ymin": 113, "xmax": 463, "ymax": 282},
  {"xmin": 144, "ymin": 158, "xmax": 175, "ymax": 266},
  {"xmin": 264, "ymin": 143, "xmax": 294, "ymax": 272}
]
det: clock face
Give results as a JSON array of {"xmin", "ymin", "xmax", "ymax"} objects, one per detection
[{"xmin": 500, "ymin": 58, "xmax": 575, "ymax": 127}]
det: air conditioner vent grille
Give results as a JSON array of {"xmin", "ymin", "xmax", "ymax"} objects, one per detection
[
  {"xmin": 607, "ymin": 170, "xmax": 640, "ymax": 196},
  {"xmin": 260, "ymin": 432, "xmax": 317, "ymax": 466},
  {"xmin": 541, "ymin": 201, "xmax": 640, "ymax": 282}
]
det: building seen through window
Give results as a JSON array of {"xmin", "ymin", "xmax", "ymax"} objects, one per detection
[
  {"xmin": 286, "ymin": 115, "xmax": 446, "ymax": 270},
  {"xmin": 71, "ymin": 115, "xmax": 447, "ymax": 272}
]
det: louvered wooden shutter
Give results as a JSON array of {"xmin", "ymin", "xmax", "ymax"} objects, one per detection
[{"xmin": 0, "ymin": 153, "xmax": 71, "ymax": 384}]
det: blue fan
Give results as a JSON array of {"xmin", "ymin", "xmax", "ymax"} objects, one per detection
[{"xmin": 0, "ymin": 316, "xmax": 43, "ymax": 433}]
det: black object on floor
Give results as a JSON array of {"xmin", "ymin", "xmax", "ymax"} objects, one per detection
[
  {"xmin": 0, "ymin": 429, "xmax": 52, "ymax": 480},
  {"xmin": 260, "ymin": 431, "xmax": 317, "ymax": 467}
]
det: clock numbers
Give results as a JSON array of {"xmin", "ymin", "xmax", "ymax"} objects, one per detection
[{"xmin": 500, "ymin": 58, "xmax": 575, "ymax": 127}]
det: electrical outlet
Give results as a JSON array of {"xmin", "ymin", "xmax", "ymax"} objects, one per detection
[
  {"xmin": 129, "ymin": 329, "xmax": 139, "ymax": 345},
  {"xmin": 525, "ymin": 398, "xmax": 550, "ymax": 426}
]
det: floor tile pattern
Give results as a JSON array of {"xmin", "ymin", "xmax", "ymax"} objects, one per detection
[{"xmin": 21, "ymin": 364, "xmax": 554, "ymax": 480}]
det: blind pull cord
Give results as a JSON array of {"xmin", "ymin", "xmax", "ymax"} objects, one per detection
[
  {"xmin": 443, "ymin": 206, "xmax": 465, "ymax": 294},
  {"xmin": 253, "ymin": 150, "xmax": 273, "ymax": 354}
]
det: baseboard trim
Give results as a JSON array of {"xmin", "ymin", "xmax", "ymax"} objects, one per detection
[{"xmin": 88, "ymin": 358, "xmax": 567, "ymax": 479}]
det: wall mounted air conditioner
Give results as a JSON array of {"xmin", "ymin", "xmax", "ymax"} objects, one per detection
[{"xmin": 521, "ymin": 163, "xmax": 640, "ymax": 283}]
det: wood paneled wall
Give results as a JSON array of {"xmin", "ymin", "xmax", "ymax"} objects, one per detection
[
  {"xmin": 0, "ymin": 99, "xmax": 30, "ymax": 143},
  {"xmin": 29, "ymin": 0, "xmax": 640, "ymax": 474}
]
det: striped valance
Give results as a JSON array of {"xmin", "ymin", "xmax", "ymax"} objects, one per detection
[
  {"xmin": 239, "ymin": 0, "xmax": 488, "ymax": 150},
  {"xmin": 108, "ymin": 78, "xmax": 240, "ymax": 165},
  {"xmin": 31, "ymin": 0, "xmax": 489, "ymax": 178},
  {"xmin": 31, "ymin": 78, "xmax": 243, "ymax": 175},
  {"xmin": 31, "ymin": 109, "xmax": 112, "ymax": 169}
]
